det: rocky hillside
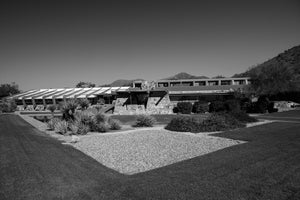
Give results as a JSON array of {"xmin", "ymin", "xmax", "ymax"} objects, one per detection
[{"xmin": 232, "ymin": 45, "xmax": 300, "ymax": 78}]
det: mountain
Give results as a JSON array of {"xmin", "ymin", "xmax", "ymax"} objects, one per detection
[
  {"xmin": 163, "ymin": 72, "xmax": 209, "ymax": 80},
  {"xmin": 232, "ymin": 45, "xmax": 300, "ymax": 78},
  {"xmin": 101, "ymin": 79, "xmax": 144, "ymax": 87}
]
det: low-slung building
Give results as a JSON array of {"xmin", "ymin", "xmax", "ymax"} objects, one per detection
[{"xmin": 9, "ymin": 77, "xmax": 250, "ymax": 114}]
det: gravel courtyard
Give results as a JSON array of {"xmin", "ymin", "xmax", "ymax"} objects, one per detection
[{"xmin": 71, "ymin": 127, "xmax": 244, "ymax": 174}]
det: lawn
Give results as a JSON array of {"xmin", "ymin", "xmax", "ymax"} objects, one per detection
[{"xmin": 1, "ymin": 111, "xmax": 300, "ymax": 199}]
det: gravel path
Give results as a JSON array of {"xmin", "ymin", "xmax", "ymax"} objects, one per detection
[{"xmin": 72, "ymin": 127, "xmax": 244, "ymax": 174}]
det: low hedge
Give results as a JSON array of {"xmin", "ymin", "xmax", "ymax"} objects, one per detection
[
  {"xmin": 165, "ymin": 111, "xmax": 256, "ymax": 133},
  {"xmin": 176, "ymin": 102, "xmax": 193, "ymax": 114},
  {"xmin": 192, "ymin": 101, "xmax": 209, "ymax": 113}
]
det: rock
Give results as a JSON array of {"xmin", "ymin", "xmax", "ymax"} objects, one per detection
[{"xmin": 71, "ymin": 135, "xmax": 80, "ymax": 143}]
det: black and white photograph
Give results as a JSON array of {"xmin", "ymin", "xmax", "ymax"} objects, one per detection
[{"xmin": 1, "ymin": 0, "xmax": 300, "ymax": 199}]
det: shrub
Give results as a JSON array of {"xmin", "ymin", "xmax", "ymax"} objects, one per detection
[
  {"xmin": 61, "ymin": 99, "xmax": 78, "ymax": 121},
  {"xmin": 47, "ymin": 118, "xmax": 61, "ymax": 130},
  {"xmin": 209, "ymin": 101, "xmax": 226, "ymax": 112},
  {"xmin": 224, "ymin": 99, "xmax": 240, "ymax": 112},
  {"xmin": 256, "ymin": 96, "xmax": 269, "ymax": 113},
  {"xmin": 94, "ymin": 112, "xmax": 108, "ymax": 124},
  {"xmin": 177, "ymin": 102, "xmax": 193, "ymax": 114},
  {"xmin": 93, "ymin": 122, "xmax": 110, "ymax": 132},
  {"xmin": 267, "ymin": 102, "xmax": 278, "ymax": 113},
  {"xmin": 133, "ymin": 115, "xmax": 156, "ymax": 127},
  {"xmin": 77, "ymin": 98, "xmax": 90, "ymax": 110},
  {"xmin": 69, "ymin": 121, "xmax": 79, "ymax": 134},
  {"xmin": 165, "ymin": 112, "xmax": 246, "ymax": 133},
  {"xmin": 192, "ymin": 101, "xmax": 209, "ymax": 113},
  {"xmin": 165, "ymin": 115, "xmax": 201, "ymax": 132},
  {"xmin": 47, "ymin": 104, "xmax": 56, "ymax": 113},
  {"xmin": 54, "ymin": 120, "xmax": 69, "ymax": 135},
  {"xmin": 228, "ymin": 110, "xmax": 258, "ymax": 123},
  {"xmin": 108, "ymin": 118, "xmax": 122, "ymax": 130},
  {"xmin": 199, "ymin": 112, "xmax": 245, "ymax": 132},
  {"xmin": 0, "ymin": 99, "xmax": 17, "ymax": 113}
]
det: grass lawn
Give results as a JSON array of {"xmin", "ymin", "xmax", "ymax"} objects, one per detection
[{"xmin": 1, "ymin": 111, "xmax": 300, "ymax": 199}]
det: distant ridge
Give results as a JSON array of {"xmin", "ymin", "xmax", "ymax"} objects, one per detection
[
  {"xmin": 232, "ymin": 45, "xmax": 300, "ymax": 78},
  {"xmin": 162, "ymin": 72, "xmax": 209, "ymax": 80},
  {"xmin": 101, "ymin": 79, "xmax": 144, "ymax": 87}
]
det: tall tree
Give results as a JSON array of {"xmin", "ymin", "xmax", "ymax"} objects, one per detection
[{"xmin": 0, "ymin": 82, "xmax": 20, "ymax": 98}]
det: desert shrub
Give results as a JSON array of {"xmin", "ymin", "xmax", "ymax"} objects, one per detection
[
  {"xmin": 54, "ymin": 120, "xmax": 69, "ymax": 135},
  {"xmin": 108, "ymin": 118, "xmax": 122, "ymax": 130},
  {"xmin": 177, "ymin": 102, "xmax": 193, "ymax": 114},
  {"xmin": 192, "ymin": 101, "xmax": 209, "ymax": 113},
  {"xmin": 224, "ymin": 99, "xmax": 240, "ymax": 112},
  {"xmin": 47, "ymin": 118, "xmax": 61, "ymax": 130},
  {"xmin": 61, "ymin": 99, "xmax": 78, "ymax": 121},
  {"xmin": 93, "ymin": 122, "xmax": 110, "ymax": 132},
  {"xmin": 69, "ymin": 121, "xmax": 79, "ymax": 134},
  {"xmin": 209, "ymin": 101, "xmax": 226, "ymax": 112},
  {"xmin": 47, "ymin": 104, "xmax": 56, "ymax": 112},
  {"xmin": 228, "ymin": 110, "xmax": 258, "ymax": 123},
  {"xmin": 267, "ymin": 102, "xmax": 278, "ymax": 113},
  {"xmin": 0, "ymin": 99, "xmax": 17, "ymax": 113},
  {"xmin": 94, "ymin": 112, "xmax": 108, "ymax": 123},
  {"xmin": 133, "ymin": 115, "xmax": 156, "ymax": 127},
  {"xmin": 77, "ymin": 98, "xmax": 90, "ymax": 110},
  {"xmin": 256, "ymin": 96, "xmax": 269, "ymax": 113},
  {"xmin": 172, "ymin": 106, "xmax": 179, "ymax": 113},
  {"xmin": 165, "ymin": 115, "xmax": 201, "ymax": 132},
  {"xmin": 199, "ymin": 112, "xmax": 245, "ymax": 132},
  {"xmin": 165, "ymin": 112, "xmax": 246, "ymax": 133}
]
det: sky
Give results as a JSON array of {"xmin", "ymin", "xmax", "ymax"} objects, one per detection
[{"xmin": 0, "ymin": 0, "xmax": 300, "ymax": 91}]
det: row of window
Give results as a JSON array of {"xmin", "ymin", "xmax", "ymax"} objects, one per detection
[{"xmin": 156, "ymin": 79, "xmax": 250, "ymax": 88}]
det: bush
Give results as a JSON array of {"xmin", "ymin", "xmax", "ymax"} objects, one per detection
[
  {"xmin": 77, "ymin": 98, "xmax": 90, "ymax": 110},
  {"xmin": 256, "ymin": 96, "xmax": 269, "ymax": 113},
  {"xmin": 69, "ymin": 120, "xmax": 90, "ymax": 135},
  {"xmin": 209, "ymin": 101, "xmax": 226, "ymax": 112},
  {"xmin": 224, "ymin": 99, "xmax": 240, "ymax": 112},
  {"xmin": 228, "ymin": 110, "xmax": 258, "ymax": 123},
  {"xmin": 267, "ymin": 102, "xmax": 278, "ymax": 113},
  {"xmin": 192, "ymin": 101, "xmax": 209, "ymax": 113},
  {"xmin": 47, "ymin": 104, "xmax": 56, "ymax": 113},
  {"xmin": 69, "ymin": 121, "xmax": 79, "ymax": 134},
  {"xmin": 199, "ymin": 112, "xmax": 245, "ymax": 132},
  {"xmin": 93, "ymin": 122, "xmax": 110, "ymax": 132},
  {"xmin": 108, "ymin": 118, "xmax": 122, "ymax": 130},
  {"xmin": 165, "ymin": 115, "xmax": 201, "ymax": 132},
  {"xmin": 165, "ymin": 112, "xmax": 246, "ymax": 133},
  {"xmin": 74, "ymin": 110, "xmax": 96, "ymax": 129},
  {"xmin": 94, "ymin": 112, "xmax": 108, "ymax": 123},
  {"xmin": 0, "ymin": 99, "xmax": 17, "ymax": 113},
  {"xmin": 54, "ymin": 120, "xmax": 69, "ymax": 135},
  {"xmin": 47, "ymin": 118, "xmax": 61, "ymax": 130},
  {"xmin": 61, "ymin": 99, "xmax": 79, "ymax": 120},
  {"xmin": 133, "ymin": 115, "xmax": 156, "ymax": 127},
  {"xmin": 177, "ymin": 102, "xmax": 193, "ymax": 114}
]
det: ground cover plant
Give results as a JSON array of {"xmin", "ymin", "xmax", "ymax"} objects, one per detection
[{"xmin": 132, "ymin": 115, "xmax": 156, "ymax": 127}]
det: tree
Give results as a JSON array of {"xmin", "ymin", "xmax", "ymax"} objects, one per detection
[
  {"xmin": 0, "ymin": 82, "xmax": 20, "ymax": 98},
  {"xmin": 76, "ymin": 81, "xmax": 96, "ymax": 88},
  {"xmin": 248, "ymin": 64, "xmax": 296, "ymax": 95}
]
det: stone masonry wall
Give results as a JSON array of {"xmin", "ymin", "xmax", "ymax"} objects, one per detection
[{"xmin": 113, "ymin": 94, "xmax": 174, "ymax": 115}]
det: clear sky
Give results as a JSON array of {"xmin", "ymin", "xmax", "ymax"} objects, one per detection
[{"xmin": 1, "ymin": 0, "xmax": 300, "ymax": 91}]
